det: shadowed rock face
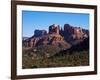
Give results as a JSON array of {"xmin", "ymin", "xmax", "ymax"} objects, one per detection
[
  {"xmin": 23, "ymin": 24, "xmax": 89, "ymax": 50},
  {"xmin": 34, "ymin": 30, "xmax": 47, "ymax": 37},
  {"xmin": 61, "ymin": 24, "xmax": 89, "ymax": 45}
]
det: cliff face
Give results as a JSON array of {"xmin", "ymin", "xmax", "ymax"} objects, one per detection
[
  {"xmin": 34, "ymin": 30, "xmax": 47, "ymax": 37},
  {"xmin": 61, "ymin": 24, "xmax": 89, "ymax": 45},
  {"xmin": 49, "ymin": 24, "xmax": 60, "ymax": 34},
  {"xmin": 23, "ymin": 24, "xmax": 89, "ymax": 50}
]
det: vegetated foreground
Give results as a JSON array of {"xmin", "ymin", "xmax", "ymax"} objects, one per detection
[{"xmin": 22, "ymin": 45, "xmax": 89, "ymax": 69}]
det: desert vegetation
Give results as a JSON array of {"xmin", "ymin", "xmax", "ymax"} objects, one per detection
[{"xmin": 22, "ymin": 45, "xmax": 89, "ymax": 69}]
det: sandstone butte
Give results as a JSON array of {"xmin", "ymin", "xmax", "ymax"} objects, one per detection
[{"xmin": 23, "ymin": 24, "xmax": 89, "ymax": 49}]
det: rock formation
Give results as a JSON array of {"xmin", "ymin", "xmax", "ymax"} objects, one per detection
[
  {"xmin": 23, "ymin": 23, "xmax": 89, "ymax": 50},
  {"xmin": 62, "ymin": 24, "xmax": 89, "ymax": 45},
  {"xmin": 49, "ymin": 24, "xmax": 60, "ymax": 34},
  {"xmin": 34, "ymin": 30, "xmax": 47, "ymax": 37}
]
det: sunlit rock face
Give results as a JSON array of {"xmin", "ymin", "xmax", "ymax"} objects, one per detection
[
  {"xmin": 23, "ymin": 23, "xmax": 89, "ymax": 48},
  {"xmin": 49, "ymin": 24, "xmax": 60, "ymax": 34}
]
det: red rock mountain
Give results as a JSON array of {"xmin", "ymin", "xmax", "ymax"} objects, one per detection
[
  {"xmin": 61, "ymin": 24, "xmax": 89, "ymax": 45},
  {"xmin": 23, "ymin": 24, "xmax": 89, "ymax": 50}
]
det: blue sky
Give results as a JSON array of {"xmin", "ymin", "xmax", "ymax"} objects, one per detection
[{"xmin": 22, "ymin": 11, "xmax": 89, "ymax": 37}]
